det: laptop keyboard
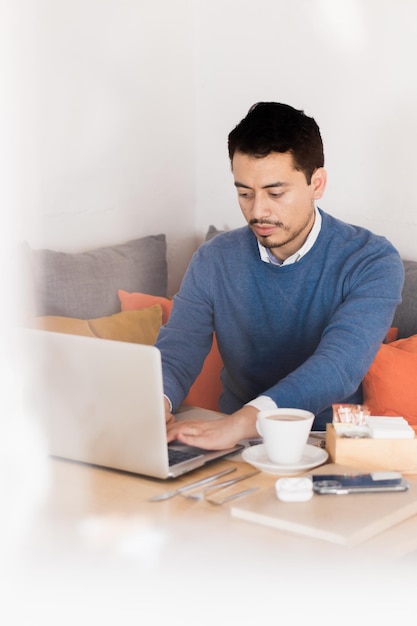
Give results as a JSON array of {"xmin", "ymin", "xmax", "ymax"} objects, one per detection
[{"xmin": 168, "ymin": 445, "xmax": 204, "ymax": 466}]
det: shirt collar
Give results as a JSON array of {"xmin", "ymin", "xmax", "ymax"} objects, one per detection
[{"xmin": 258, "ymin": 206, "xmax": 322, "ymax": 266}]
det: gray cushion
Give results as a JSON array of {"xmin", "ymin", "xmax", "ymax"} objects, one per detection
[
  {"xmin": 392, "ymin": 260, "xmax": 417, "ymax": 339},
  {"xmin": 28, "ymin": 235, "xmax": 167, "ymax": 319},
  {"xmin": 205, "ymin": 225, "xmax": 224, "ymax": 241}
]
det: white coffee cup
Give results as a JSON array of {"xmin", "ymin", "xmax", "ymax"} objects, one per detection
[{"xmin": 256, "ymin": 408, "xmax": 314, "ymax": 465}]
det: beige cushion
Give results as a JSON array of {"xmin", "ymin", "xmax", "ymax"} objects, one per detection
[{"xmin": 28, "ymin": 306, "xmax": 163, "ymax": 345}]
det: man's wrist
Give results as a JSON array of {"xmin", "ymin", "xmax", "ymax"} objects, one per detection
[
  {"xmin": 163, "ymin": 394, "xmax": 173, "ymax": 413},
  {"xmin": 231, "ymin": 405, "xmax": 260, "ymax": 440}
]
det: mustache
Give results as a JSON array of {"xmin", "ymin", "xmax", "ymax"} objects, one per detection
[{"xmin": 249, "ymin": 219, "xmax": 285, "ymax": 228}]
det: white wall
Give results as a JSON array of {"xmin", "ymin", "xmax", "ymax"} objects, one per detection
[
  {"xmin": 10, "ymin": 0, "xmax": 417, "ymax": 301},
  {"xmin": 14, "ymin": 0, "xmax": 197, "ymax": 295},
  {"xmin": 195, "ymin": 0, "xmax": 417, "ymax": 261}
]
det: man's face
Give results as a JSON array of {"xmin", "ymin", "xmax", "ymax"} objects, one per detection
[{"xmin": 232, "ymin": 151, "xmax": 327, "ymax": 261}]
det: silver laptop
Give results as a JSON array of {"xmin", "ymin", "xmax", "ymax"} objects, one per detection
[{"xmin": 18, "ymin": 329, "xmax": 243, "ymax": 479}]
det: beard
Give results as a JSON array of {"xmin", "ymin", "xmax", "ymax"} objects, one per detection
[{"xmin": 249, "ymin": 211, "xmax": 315, "ymax": 250}]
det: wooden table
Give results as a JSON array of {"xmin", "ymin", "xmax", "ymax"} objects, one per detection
[{"xmin": 4, "ymin": 454, "xmax": 417, "ymax": 625}]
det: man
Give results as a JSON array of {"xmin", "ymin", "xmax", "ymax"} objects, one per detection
[{"xmin": 156, "ymin": 102, "xmax": 404, "ymax": 450}]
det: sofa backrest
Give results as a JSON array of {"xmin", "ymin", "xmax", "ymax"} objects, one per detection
[{"xmin": 392, "ymin": 260, "xmax": 417, "ymax": 339}]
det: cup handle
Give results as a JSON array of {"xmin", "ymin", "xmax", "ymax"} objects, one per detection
[{"xmin": 256, "ymin": 420, "xmax": 263, "ymax": 437}]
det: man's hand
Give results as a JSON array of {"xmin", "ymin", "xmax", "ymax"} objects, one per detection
[{"xmin": 166, "ymin": 405, "xmax": 259, "ymax": 450}]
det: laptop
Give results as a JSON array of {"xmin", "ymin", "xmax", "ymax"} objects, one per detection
[{"xmin": 18, "ymin": 329, "xmax": 243, "ymax": 479}]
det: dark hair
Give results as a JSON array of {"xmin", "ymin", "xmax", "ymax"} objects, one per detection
[{"xmin": 228, "ymin": 102, "xmax": 324, "ymax": 183}]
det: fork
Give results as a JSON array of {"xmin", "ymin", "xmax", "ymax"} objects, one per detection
[
  {"xmin": 148, "ymin": 467, "xmax": 236, "ymax": 501},
  {"xmin": 182, "ymin": 470, "xmax": 260, "ymax": 501}
]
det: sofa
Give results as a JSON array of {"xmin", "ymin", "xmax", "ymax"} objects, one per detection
[
  {"xmin": 23, "ymin": 232, "xmax": 417, "ymax": 426},
  {"xmin": 23, "ymin": 233, "xmax": 223, "ymax": 412}
]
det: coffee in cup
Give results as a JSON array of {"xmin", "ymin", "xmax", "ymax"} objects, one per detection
[{"xmin": 256, "ymin": 408, "xmax": 314, "ymax": 465}]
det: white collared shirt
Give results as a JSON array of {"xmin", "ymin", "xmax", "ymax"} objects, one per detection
[{"xmin": 247, "ymin": 207, "xmax": 322, "ymax": 412}]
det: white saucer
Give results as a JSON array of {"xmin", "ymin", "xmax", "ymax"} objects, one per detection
[{"xmin": 242, "ymin": 443, "xmax": 328, "ymax": 475}]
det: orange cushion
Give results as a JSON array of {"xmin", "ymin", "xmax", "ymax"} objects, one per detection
[
  {"xmin": 118, "ymin": 289, "xmax": 173, "ymax": 324},
  {"xmin": 184, "ymin": 333, "xmax": 223, "ymax": 411},
  {"xmin": 117, "ymin": 290, "xmax": 223, "ymax": 411},
  {"xmin": 385, "ymin": 327, "xmax": 398, "ymax": 343},
  {"xmin": 362, "ymin": 334, "xmax": 417, "ymax": 427}
]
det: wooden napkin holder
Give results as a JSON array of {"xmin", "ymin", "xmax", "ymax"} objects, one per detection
[{"xmin": 325, "ymin": 424, "xmax": 417, "ymax": 472}]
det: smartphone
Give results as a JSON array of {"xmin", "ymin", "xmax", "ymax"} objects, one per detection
[{"xmin": 312, "ymin": 472, "xmax": 409, "ymax": 495}]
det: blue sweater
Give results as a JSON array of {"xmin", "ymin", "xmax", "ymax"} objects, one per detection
[{"xmin": 156, "ymin": 210, "xmax": 404, "ymax": 428}]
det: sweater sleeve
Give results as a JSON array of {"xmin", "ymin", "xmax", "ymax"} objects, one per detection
[{"xmin": 155, "ymin": 249, "xmax": 215, "ymax": 412}]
